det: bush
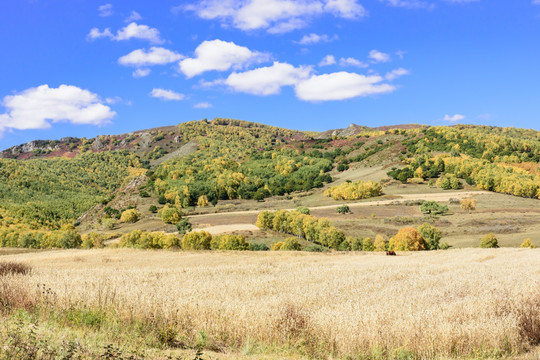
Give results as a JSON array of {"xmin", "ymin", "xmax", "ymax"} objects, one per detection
[
  {"xmin": 281, "ymin": 237, "xmax": 302, "ymax": 251},
  {"xmin": 102, "ymin": 218, "xmax": 117, "ymax": 230},
  {"xmin": 176, "ymin": 218, "xmax": 192, "ymax": 235},
  {"xmin": 439, "ymin": 241, "xmax": 451, "ymax": 250},
  {"xmin": 390, "ymin": 227, "xmax": 426, "ymax": 251},
  {"xmin": 120, "ymin": 209, "xmax": 141, "ymax": 223},
  {"xmin": 305, "ymin": 244, "xmax": 325, "ymax": 252},
  {"xmin": 210, "ymin": 234, "xmax": 250, "ymax": 250},
  {"xmin": 417, "ymin": 223, "xmax": 442, "ymax": 250},
  {"xmin": 520, "ymin": 238, "xmax": 536, "ymax": 249},
  {"xmin": 324, "ymin": 180, "xmax": 382, "ymax": 200},
  {"xmin": 197, "ymin": 195, "xmax": 209, "ymax": 207},
  {"xmin": 348, "ymin": 236, "xmax": 363, "ymax": 251},
  {"xmin": 81, "ymin": 232, "xmax": 105, "ymax": 249},
  {"xmin": 373, "ymin": 234, "xmax": 387, "ymax": 251},
  {"xmin": 271, "ymin": 241, "xmax": 284, "ymax": 251},
  {"xmin": 336, "ymin": 205, "xmax": 351, "ymax": 214},
  {"xmin": 182, "ymin": 231, "xmax": 212, "ymax": 250},
  {"xmin": 460, "ymin": 197, "xmax": 477, "ymax": 212},
  {"xmin": 479, "ymin": 233, "xmax": 499, "ymax": 248},
  {"xmin": 420, "ymin": 201, "xmax": 449, "ymax": 215},
  {"xmin": 250, "ymin": 243, "xmax": 270, "ymax": 251},
  {"xmin": 296, "ymin": 206, "xmax": 310, "ymax": 215},
  {"xmin": 159, "ymin": 204, "xmax": 183, "ymax": 224},
  {"xmin": 362, "ymin": 237, "xmax": 374, "ymax": 251},
  {"xmin": 149, "ymin": 205, "xmax": 158, "ymax": 213},
  {"xmin": 0, "ymin": 262, "xmax": 32, "ymax": 276}
]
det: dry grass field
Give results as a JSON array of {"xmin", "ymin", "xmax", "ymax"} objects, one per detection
[{"xmin": 1, "ymin": 249, "xmax": 540, "ymax": 359}]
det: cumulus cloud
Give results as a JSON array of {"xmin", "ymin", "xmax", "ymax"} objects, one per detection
[
  {"xmin": 0, "ymin": 85, "xmax": 115, "ymax": 133},
  {"xmin": 443, "ymin": 114, "xmax": 465, "ymax": 122},
  {"xmin": 295, "ymin": 72, "xmax": 395, "ymax": 101},
  {"xmin": 149, "ymin": 88, "xmax": 185, "ymax": 101},
  {"xmin": 179, "ymin": 39, "xmax": 269, "ymax": 78},
  {"xmin": 369, "ymin": 50, "xmax": 391, "ymax": 63},
  {"xmin": 119, "ymin": 47, "xmax": 184, "ymax": 67},
  {"xmin": 296, "ymin": 33, "xmax": 337, "ymax": 45},
  {"xmin": 319, "ymin": 55, "xmax": 337, "ymax": 66},
  {"xmin": 132, "ymin": 68, "xmax": 151, "ymax": 78},
  {"xmin": 339, "ymin": 57, "xmax": 368, "ymax": 68},
  {"xmin": 184, "ymin": 0, "xmax": 366, "ymax": 33},
  {"xmin": 385, "ymin": 67, "xmax": 409, "ymax": 80},
  {"xmin": 125, "ymin": 11, "xmax": 142, "ymax": 22},
  {"xmin": 98, "ymin": 4, "xmax": 113, "ymax": 17},
  {"xmin": 194, "ymin": 102, "xmax": 213, "ymax": 109},
  {"xmin": 87, "ymin": 22, "xmax": 164, "ymax": 44},
  {"xmin": 379, "ymin": 0, "xmax": 434, "ymax": 9},
  {"xmin": 220, "ymin": 61, "xmax": 312, "ymax": 95}
]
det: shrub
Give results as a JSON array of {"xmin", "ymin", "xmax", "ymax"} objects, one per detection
[
  {"xmin": 197, "ymin": 195, "xmax": 209, "ymax": 207},
  {"xmin": 102, "ymin": 218, "xmax": 117, "ymax": 230},
  {"xmin": 348, "ymin": 236, "xmax": 363, "ymax": 251},
  {"xmin": 81, "ymin": 232, "xmax": 105, "ymax": 249},
  {"xmin": 296, "ymin": 206, "xmax": 310, "ymax": 215},
  {"xmin": 256, "ymin": 211, "xmax": 275, "ymax": 230},
  {"xmin": 305, "ymin": 244, "xmax": 325, "ymax": 252},
  {"xmin": 281, "ymin": 237, "xmax": 302, "ymax": 251},
  {"xmin": 324, "ymin": 180, "xmax": 383, "ymax": 200},
  {"xmin": 390, "ymin": 227, "xmax": 426, "ymax": 251},
  {"xmin": 149, "ymin": 205, "xmax": 158, "ymax": 213},
  {"xmin": 336, "ymin": 205, "xmax": 351, "ymax": 214},
  {"xmin": 0, "ymin": 262, "xmax": 32, "ymax": 276},
  {"xmin": 417, "ymin": 223, "xmax": 442, "ymax": 250},
  {"xmin": 437, "ymin": 174, "xmax": 462, "ymax": 190},
  {"xmin": 520, "ymin": 238, "xmax": 536, "ymax": 249},
  {"xmin": 176, "ymin": 218, "xmax": 192, "ymax": 235},
  {"xmin": 210, "ymin": 234, "xmax": 250, "ymax": 250},
  {"xmin": 271, "ymin": 241, "xmax": 284, "ymax": 251},
  {"xmin": 373, "ymin": 234, "xmax": 387, "ymax": 251},
  {"xmin": 120, "ymin": 209, "xmax": 141, "ymax": 223},
  {"xmin": 362, "ymin": 237, "xmax": 374, "ymax": 251},
  {"xmin": 460, "ymin": 197, "xmax": 477, "ymax": 212},
  {"xmin": 439, "ymin": 242, "xmax": 451, "ymax": 250},
  {"xmin": 250, "ymin": 243, "xmax": 270, "ymax": 251},
  {"xmin": 182, "ymin": 231, "xmax": 212, "ymax": 250},
  {"xmin": 159, "ymin": 204, "xmax": 182, "ymax": 224},
  {"xmin": 420, "ymin": 201, "xmax": 448, "ymax": 215},
  {"xmin": 479, "ymin": 233, "xmax": 499, "ymax": 248}
]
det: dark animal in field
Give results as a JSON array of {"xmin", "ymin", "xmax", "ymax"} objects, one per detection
[{"xmin": 386, "ymin": 251, "xmax": 397, "ymax": 256}]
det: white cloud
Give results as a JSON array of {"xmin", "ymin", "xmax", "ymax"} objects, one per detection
[
  {"xmin": 150, "ymin": 88, "xmax": 185, "ymax": 101},
  {"xmin": 0, "ymin": 85, "xmax": 115, "ymax": 133},
  {"xmin": 385, "ymin": 67, "xmax": 409, "ymax": 80},
  {"xmin": 295, "ymin": 72, "xmax": 395, "ymax": 101},
  {"xmin": 125, "ymin": 11, "xmax": 142, "ymax": 22},
  {"xmin": 324, "ymin": 0, "xmax": 367, "ymax": 18},
  {"xmin": 319, "ymin": 55, "xmax": 337, "ymax": 66},
  {"xmin": 396, "ymin": 50, "xmax": 407, "ymax": 59},
  {"xmin": 87, "ymin": 22, "xmax": 164, "ymax": 44},
  {"xmin": 369, "ymin": 50, "xmax": 391, "ymax": 63},
  {"xmin": 194, "ymin": 102, "xmax": 213, "ymax": 109},
  {"xmin": 184, "ymin": 0, "xmax": 367, "ymax": 33},
  {"xmin": 119, "ymin": 47, "xmax": 184, "ymax": 67},
  {"xmin": 98, "ymin": 4, "xmax": 113, "ymax": 17},
  {"xmin": 222, "ymin": 62, "xmax": 312, "ymax": 95},
  {"xmin": 443, "ymin": 114, "xmax": 465, "ymax": 122},
  {"xmin": 339, "ymin": 57, "xmax": 368, "ymax": 68},
  {"xmin": 132, "ymin": 68, "xmax": 151, "ymax": 78},
  {"xmin": 179, "ymin": 39, "xmax": 269, "ymax": 78},
  {"xmin": 296, "ymin": 33, "xmax": 337, "ymax": 45},
  {"xmin": 380, "ymin": 0, "xmax": 434, "ymax": 9},
  {"xmin": 534, "ymin": 0, "xmax": 540, "ymax": 4}
]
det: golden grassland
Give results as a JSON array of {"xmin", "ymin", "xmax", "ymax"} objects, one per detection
[{"xmin": 1, "ymin": 249, "xmax": 540, "ymax": 359}]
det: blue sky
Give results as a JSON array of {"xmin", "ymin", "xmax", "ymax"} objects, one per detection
[{"xmin": 1, "ymin": 0, "xmax": 539, "ymax": 149}]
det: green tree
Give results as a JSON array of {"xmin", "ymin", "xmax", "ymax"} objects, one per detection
[{"xmin": 417, "ymin": 223, "xmax": 442, "ymax": 250}]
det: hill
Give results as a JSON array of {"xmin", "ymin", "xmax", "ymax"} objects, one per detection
[{"xmin": 0, "ymin": 118, "xmax": 538, "ymax": 248}]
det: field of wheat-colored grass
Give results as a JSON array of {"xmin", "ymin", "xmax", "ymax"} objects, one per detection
[{"xmin": 2, "ymin": 248, "xmax": 540, "ymax": 359}]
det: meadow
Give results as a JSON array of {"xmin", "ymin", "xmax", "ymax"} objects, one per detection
[{"xmin": 1, "ymin": 248, "xmax": 539, "ymax": 359}]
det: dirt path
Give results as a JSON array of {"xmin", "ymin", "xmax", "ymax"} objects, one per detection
[{"xmin": 189, "ymin": 191, "xmax": 492, "ymax": 220}]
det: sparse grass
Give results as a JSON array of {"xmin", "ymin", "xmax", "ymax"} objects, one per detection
[
  {"xmin": 1, "ymin": 249, "xmax": 540, "ymax": 359},
  {"xmin": 0, "ymin": 261, "xmax": 32, "ymax": 276}
]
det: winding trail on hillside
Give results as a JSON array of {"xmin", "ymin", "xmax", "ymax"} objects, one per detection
[{"xmin": 189, "ymin": 191, "xmax": 492, "ymax": 226}]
